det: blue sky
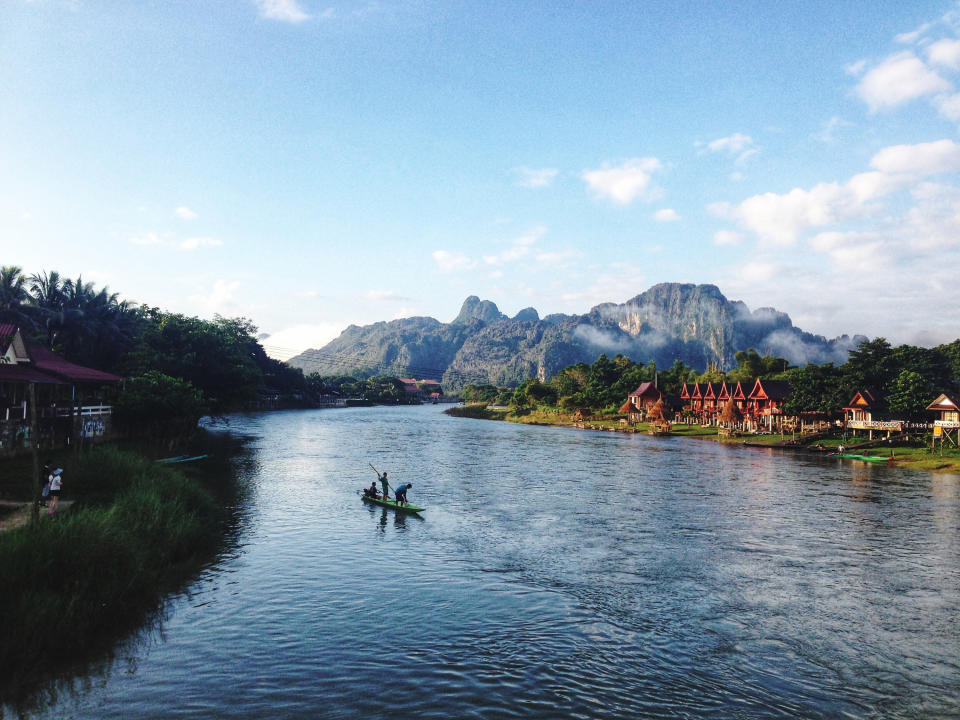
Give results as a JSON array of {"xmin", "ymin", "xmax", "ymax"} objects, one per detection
[{"xmin": 3, "ymin": 0, "xmax": 960, "ymax": 359}]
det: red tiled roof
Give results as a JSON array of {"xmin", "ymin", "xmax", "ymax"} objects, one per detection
[{"xmin": 26, "ymin": 343, "xmax": 123, "ymax": 383}]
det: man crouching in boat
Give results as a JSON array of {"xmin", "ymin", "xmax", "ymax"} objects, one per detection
[
  {"xmin": 363, "ymin": 481, "xmax": 380, "ymax": 499},
  {"xmin": 394, "ymin": 482, "xmax": 413, "ymax": 506}
]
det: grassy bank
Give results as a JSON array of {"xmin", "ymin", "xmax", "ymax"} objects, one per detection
[
  {"xmin": 447, "ymin": 405, "xmax": 960, "ymax": 473},
  {"xmin": 0, "ymin": 446, "xmax": 223, "ymax": 692}
]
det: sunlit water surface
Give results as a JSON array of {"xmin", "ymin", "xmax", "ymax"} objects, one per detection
[{"xmin": 11, "ymin": 406, "xmax": 960, "ymax": 719}]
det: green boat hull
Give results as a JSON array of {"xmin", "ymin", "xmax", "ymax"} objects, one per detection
[
  {"xmin": 362, "ymin": 494, "xmax": 425, "ymax": 514},
  {"xmin": 837, "ymin": 453, "xmax": 892, "ymax": 463}
]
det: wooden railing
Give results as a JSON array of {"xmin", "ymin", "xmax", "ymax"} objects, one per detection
[{"xmin": 848, "ymin": 420, "xmax": 903, "ymax": 430}]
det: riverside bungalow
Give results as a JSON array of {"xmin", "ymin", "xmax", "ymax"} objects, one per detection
[
  {"xmin": 689, "ymin": 382, "xmax": 704, "ymax": 416},
  {"xmin": 731, "ymin": 380, "xmax": 750, "ymax": 414},
  {"xmin": 844, "ymin": 390, "xmax": 902, "ymax": 439},
  {"xmin": 0, "ymin": 324, "xmax": 122, "ymax": 456},
  {"xmin": 622, "ymin": 381, "xmax": 663, "ymax": 423},
  {"xmin": 746, "ymin": 379, "xmax": 792, "ymax": 431},
  {"xmin": 927, "ymin": 393, "xmax": 959, "ymax": 448}
]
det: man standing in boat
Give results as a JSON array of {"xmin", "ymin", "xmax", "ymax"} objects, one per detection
[{"xmin": 378, "ymin": 471, "xmax": 390, "ymax": 500}]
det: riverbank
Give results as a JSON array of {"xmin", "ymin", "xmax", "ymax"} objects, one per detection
[
  {"xmin": 445, "ymin": 405, "xmax": 960, "ymax": 474},
  {"xmin": 0, "ymin": 445, "xmax": 228, "ymax": 700}
]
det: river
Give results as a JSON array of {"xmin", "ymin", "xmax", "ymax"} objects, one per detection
[{"xmin": 9, "ymin": 405, "xmax": 960, "ymax": 719}]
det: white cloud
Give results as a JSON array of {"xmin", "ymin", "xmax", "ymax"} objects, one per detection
[
  {"xmin": 255, "ymin": 0, "xmax": 309, "ymax": 23},
  {"xmin": 702, "ymin": 133, "xmax": 758, "ymax": 164},
  {"xmin": 706, "ymin": 133, "xmax": 753, "ymax": 154},
  {"xmin": 936, "ymin": 92, "xmax": 960, "ymax": 122},
  {"xmin": 535, "ymin": 249, "xmax": 581, "ymax": 267},
  {"xmin": 180, "ymin": 237, "xmax": 223, "ymax": 250},
  {"xmin": 432, "ymin": 250, "xmax": 474, "ymax": 272},
  {"xmin": 855, "ymin": 52, "xmax": 952, "ymax": 111},
  {"xmin": 582, "ymin": 158, "xmax": 662, "ymax": 204},
  {"xmin": 653, "ymin": 208, "xmax": 681, "ymax": 222},
  {"xmin": 560, "ymin": 263, "xmax": 647, "ymax": 309},
  {"xmin": 713, "ymin": 139, "xmax": 960, "ymax": 245},
  {"xmin": 482, "ymin": 226, "xmax": 547, "ymax": 266},
  {"xmin": 513, "ymin": 166, "xmax": 559, "ymax": 188},
  {"xmin": 175, "ymin": 206, "xmax": 197, "ymax": 220},
  {"xmin": 845, "ymin": 59, "xmax": 868, "ymax": 76},
  {"xmin": 189, "ymin": 279, "xmax": 241, "ymax": 317},
  {"xmin": 813, "ymin": 116, "xmax": 854, "ymax": 144},
  {"xmin": 713, "ymin": 230, "xmax": 742, "ymax": 246},
  {"xmin": 869, "ymin": 138, "xmax": 960, "ymax": 175},
  {"xmin": 927, "ymin": 38, "xmax": 960, "ymax": 68},
  {"xmin": 895, "ymin": 21, "xmax": 935, "ymax": 45}
]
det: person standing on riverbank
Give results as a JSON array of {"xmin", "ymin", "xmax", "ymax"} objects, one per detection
[{"xmin": 48, "ymin": 468, "xmax": 63, "ymax": 515}]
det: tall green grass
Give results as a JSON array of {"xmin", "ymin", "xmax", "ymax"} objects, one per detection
[{"xmin": 0, "ymin": 446, "xmax": 222, "ymax": 690}]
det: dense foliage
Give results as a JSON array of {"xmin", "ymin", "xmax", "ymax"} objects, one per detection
[
  {"xmin": 1, "ymin": 266, "xmax": 319, "ymax": 437},
  {"xmin": 462, "ymin": 338, "xmax": 960, "ymax": 420}
]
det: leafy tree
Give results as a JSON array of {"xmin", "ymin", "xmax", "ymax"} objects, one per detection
[
  {"xmin": 461, "ymin": 384, "xmax": 501, "ymax": 403},
  {"xmin": 0, "ymin": 265, "xmax": 34, "ymax": 330},
  {"xmin": 782, "ymin": 363, "xmax": 845, "ymax": 415},
  {"xmin": 127, "ymin": 310, "xmax": 261, "ymax": 413},
  {"xmin": 659, "ymin": 359, "xmax": 697, "ymax": 394},
  {"xmin": 696, "ymin": 363, "xmax": 726, "ymax": 384},
  {"xmin": 842, "ymin": 338, "xmax": 895, "ymax": 395},
  {"xmin": 113, "ymin": 371, "xmax": 209, "ymax": 443},
  {"xmin": 887, "ymin": 370, "xmax": 933, "ymax": 420}
]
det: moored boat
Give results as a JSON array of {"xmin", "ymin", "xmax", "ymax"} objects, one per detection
[{"xmin": 837, "ymin": 453, "xmax": 892, "ymax": 463}]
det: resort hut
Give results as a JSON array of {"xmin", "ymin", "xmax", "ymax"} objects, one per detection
[
  {"xmin": 646, "ymin": 398, "xmax": 672, "ymax": 435},
  {"xmin": 719, "ymin": 399, "xmax": 742, "ymax": 425},
  {"xmin": 927, "ymin": 393, "xmax": 960, "ymax": 450}
]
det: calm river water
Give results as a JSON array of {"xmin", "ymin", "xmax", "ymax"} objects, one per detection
[{"xmin": 12, "ymin": 405, "xmax": 960, "ymax": 719}]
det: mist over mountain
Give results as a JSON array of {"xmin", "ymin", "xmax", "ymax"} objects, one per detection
[{"xmin": 287, "ymin": 283, "xmax": 867, "ymax": 390}]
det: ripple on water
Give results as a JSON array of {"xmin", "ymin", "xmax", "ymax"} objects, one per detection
[{"xmin": 14, "ymin": 406, "xmax": 960, "ymax": 720}]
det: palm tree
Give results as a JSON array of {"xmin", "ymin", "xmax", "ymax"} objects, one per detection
[
  {"xmin": 29, "ymin": 270, "xmax": 70, "ymax": 347},
  {"xmin": 0, "ymin": 265, "xmax": 34, "ymax": 329}
]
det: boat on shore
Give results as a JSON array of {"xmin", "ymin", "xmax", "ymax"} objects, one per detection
[
  {"xmin": 837, "ymin": 453, "xmax": 892, "ymax": 464},
  {"xmin": 361, "ymin": 494, "xmax": 425, "ymax": 514}
]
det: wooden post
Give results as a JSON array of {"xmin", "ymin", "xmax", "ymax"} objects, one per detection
[{"xmin": 29, "ymin": 382, "xmax": 40, "ymax": 527}]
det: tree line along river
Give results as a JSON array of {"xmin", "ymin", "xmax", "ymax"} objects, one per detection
[{"xmin": 8, "ymin": 404, "xmax": 960, "ymax": 719}]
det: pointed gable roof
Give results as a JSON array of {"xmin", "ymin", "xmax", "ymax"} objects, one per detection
[
  {"xmin": 732, "ymin": 380, "xmax": 750, "ymax": 400},
  {"xmin": 748, "ymin": 378, "xmax": 792, "ymax": 401},
  {"xmin": 0, "ymin": 324, "xmax": 30, "ymax": 363},
  {"xmin": 717, "ymin": 382, "xmax": 731, "ymax": 401},
  {"xmin": 844, "ymin": 389, "xmax": 883, "ymax": 410},
  {"xmin": 679, "ymin": 383, "xmax": 691, "ymax": 400},
  {"xmin": 690, "ymin": 383, "xmax": 703, "ymax": 399},
  {"xmin": 926, "ymin": 393, "xmax": 960, "ymax": 412},
  {"xmin": 703, "ymin": 382, "xmax": 719, "ymax": 400}
]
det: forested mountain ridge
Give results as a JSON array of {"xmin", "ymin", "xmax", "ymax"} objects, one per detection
[{"xmin": 288, "ymin": 283, "xmax": 868, "ymax": 391}]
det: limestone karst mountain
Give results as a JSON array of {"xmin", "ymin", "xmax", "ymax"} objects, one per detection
[{"xmin": 286, "ymin": 283, "xmax": 866, "ymax": 390}]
